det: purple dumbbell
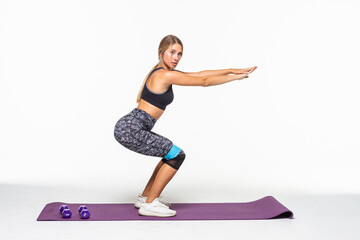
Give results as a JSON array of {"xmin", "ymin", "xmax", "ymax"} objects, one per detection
[
  {"xmin": 59, "ymin": 205, "xmax": 72, "ymax": 218},
  {"xmin": 78, "ymin": 205, "xmax": 87, "ymax": 213},
  {"xmin": 61, "ymin": 208, "xmax": 72, "ymax": 218},
  {"xmin": 78, "ymin": 205, "xmax": 90, "ymax": 219},
  {"xmin": 80, "ymin": 209, "xmax": 90, "ymax": 219},
  {"xmin": 59, "ymin": 205, "xmax": 69, "ymax": 214}
]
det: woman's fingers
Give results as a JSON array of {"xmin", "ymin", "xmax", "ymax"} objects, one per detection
[
  {"xmin": 233, "ymin": 66, "xmax": 257, "ymax": 75},
  {"xmin": 246, "ymin": 66, "xmax": 257, "ymax": 74}
]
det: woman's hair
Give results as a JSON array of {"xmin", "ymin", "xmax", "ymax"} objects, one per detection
[{"xmin": 136, "ymin": 34, "xmax": 183, "ymax": 104}]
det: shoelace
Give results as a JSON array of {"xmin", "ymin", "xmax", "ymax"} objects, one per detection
[
  {"xmin": 138, "ymin": 194, "xmax": 169, "ymax": 208},
  {"xmin": 143, "ymin": 198, "xmax": 168, "ymax": 208},
  {"xmin": 152, "ymin": 200, "xmax": 169, "ymax": 209}
]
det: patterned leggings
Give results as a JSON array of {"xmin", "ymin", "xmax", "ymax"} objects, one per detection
[{"xmin": 113, "ymin": 108, "xmax": 186, "ymax": 170}]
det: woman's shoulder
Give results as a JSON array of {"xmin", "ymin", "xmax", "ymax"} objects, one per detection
[{"xmin": 147, "ymin": 68, "xmax": 171, "ymax": 89}]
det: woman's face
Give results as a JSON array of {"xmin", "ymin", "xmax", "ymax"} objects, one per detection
[{"xmin": 161, "ymin": 43, "xmax": 183, "ymax": 70}]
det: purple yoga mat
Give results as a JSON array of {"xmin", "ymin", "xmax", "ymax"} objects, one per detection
[{"xmin": 37, "ymin": 196, "xmax": 293, "ymax": 221}]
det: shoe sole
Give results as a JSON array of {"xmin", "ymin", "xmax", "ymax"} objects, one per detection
[
  {"xmin": 135, "ymin": 202, "xmax": 171, "ymax": 209},
  {"xmin": 138, "ymin": 207, "xmax": 176, "ymax": 217}
]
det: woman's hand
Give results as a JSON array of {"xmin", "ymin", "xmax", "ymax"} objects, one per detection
[
  {"xmin": 234, "ymin": 73, "xmax": 249, "ymax": 80},
  {"xmin": 232, "ymin": 66, "xmax": 257, "ymax": 75}
]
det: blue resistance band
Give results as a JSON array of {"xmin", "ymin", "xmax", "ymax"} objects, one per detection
[{"xmin": 164, "ymin": 144, "xmax": 181, "ymax": 160}]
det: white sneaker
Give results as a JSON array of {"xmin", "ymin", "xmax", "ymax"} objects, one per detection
[
  {"xmin": 134, "ymin": 193, "xmax": 171, "ymax": 208},
  {"xmin": 138, "ymin": 198, "xmax": 176, "ymax": 217}
]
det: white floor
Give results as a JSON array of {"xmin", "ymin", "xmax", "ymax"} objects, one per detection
[{"xmin": 1, "ymin": 184, "xmax": 359, "ymax": 240}]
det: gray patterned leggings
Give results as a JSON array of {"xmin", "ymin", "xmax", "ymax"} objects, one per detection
[{"xmin": 113, "ymin": 108, "xmax": 186, "ymax": 170}]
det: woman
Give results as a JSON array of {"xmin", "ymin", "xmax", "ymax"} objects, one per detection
[{"xmin": 114, "ymin": 34, "xmax": 257, "ymax": 217}]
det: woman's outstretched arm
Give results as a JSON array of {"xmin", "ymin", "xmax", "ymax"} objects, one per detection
[
  {"xmin": 174, "ymin": 69, "xmax": 231, "ymax": 77},
  {"xmin": 163, "ymin": 70, "xmax": 249, "ymax": 87},
  {"xmin": 204, "ymin": 74, "xmax": 248, "ymax": 87},
  {"xmin": 175, "ymin": 66, "xmax": 257, "ymax": 77}
]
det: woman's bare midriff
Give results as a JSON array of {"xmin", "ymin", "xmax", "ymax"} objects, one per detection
[{"xmin": 137, "ymin": 99, "xmax": 164, "ymax": 121}]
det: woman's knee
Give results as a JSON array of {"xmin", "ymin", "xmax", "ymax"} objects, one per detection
[{"xmin": 163, "ymin": 145, "xmax": 186, "ymax": 170}]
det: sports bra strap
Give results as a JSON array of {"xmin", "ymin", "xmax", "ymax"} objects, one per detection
[{"xmin": 147, "ymin": 67, "xmax": 164, "ymax": 81}]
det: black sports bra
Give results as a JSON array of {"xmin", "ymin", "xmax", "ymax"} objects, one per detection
[{"xmin": 140, "ymin": 67, "xmax": 174, "ymax": 110}]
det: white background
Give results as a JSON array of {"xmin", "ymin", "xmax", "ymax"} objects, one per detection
[{"xmin": 1, "ymin": 0, "xmax": 359, "ymax": 195}]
